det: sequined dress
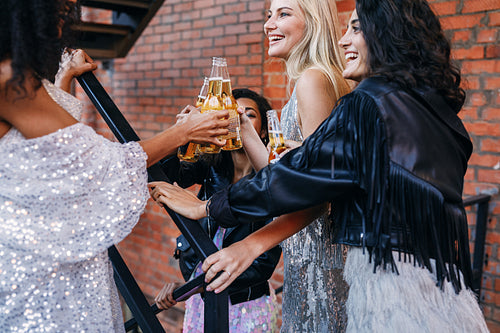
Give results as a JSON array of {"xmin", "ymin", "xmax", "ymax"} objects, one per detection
[
  {"xmin": 279, "ymin": 87, "xmax": 348, "ymax": 332},
  {"xmin": 0, "ymin": 80, "xmax": 148, "ymax": 332}
]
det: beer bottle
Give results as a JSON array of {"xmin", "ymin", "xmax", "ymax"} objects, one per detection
[
  {"xmin": 199, "ymin": 58, "xmax": 224, "ymax": 154},
  {"xmin": 267, "ymin": 109, "xmax": 286, "ymax": 164},
  {"xmin": 219, "ymin": 58, "xmax": 242, "ymax": 151},
  {"xmin": 177, "ymin": 77, "xmax": 209, "ymax": 162}
]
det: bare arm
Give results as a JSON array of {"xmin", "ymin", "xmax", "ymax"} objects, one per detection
[
  {"xmin": 296, "ymin": 68, "xmax": 339, "ymax": 138},
  {"xmin": 239, "ymin": 110, "xmax": 270, "ymax": 171},
  {"xmin": 140, "ymin": 107, "xmax": 229, "ymax": 167},
  {"xmin": 201, "ymin": 204, "xmax": 327, "ymax": 293}
]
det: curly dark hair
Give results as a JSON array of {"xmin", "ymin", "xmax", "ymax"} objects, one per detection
[
  {"xmin": 356, "ymin": 0, "xmax": 465, "ymax": 112},
  {"xmin": 0, "ymin": 0, "xmax": 80, "ymax": 96}
]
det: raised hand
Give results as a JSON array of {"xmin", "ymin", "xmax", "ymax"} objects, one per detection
[{"xmin": 55, "ymin": 48, "xmax": 98, "ymax": 93}]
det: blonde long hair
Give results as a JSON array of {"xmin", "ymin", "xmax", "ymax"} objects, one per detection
[{"xmin": 285, "ymin": 0, "xmax": 350, "ymax": 97}]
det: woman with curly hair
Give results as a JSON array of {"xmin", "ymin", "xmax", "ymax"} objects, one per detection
[
  {"xmin": 151, "ymin": 0, "xmax": 489, "ymax": 331},
  {"xmin": 0, "ymin": 0, "xmax": 228, "ymax": 331}
]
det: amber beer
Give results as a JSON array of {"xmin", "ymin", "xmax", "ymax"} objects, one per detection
[
  {"xmin": 219, "ymin": 58, "xmax": 242, "ymax": 151},
  {"xmin": 267, "ymin": 109, "xmax": 286, "ymax": 163},
  {"xmin": 177, "ymin": 77, "xmax": 209, "ymax": 162},
  {"xmin": 199, "ymin": 58, "xmax": 223, "ymax": 154}
]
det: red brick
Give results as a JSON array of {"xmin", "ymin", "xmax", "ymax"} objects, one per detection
[
  {"xmin": 478, "ymin": 169, "xmax": 500, "ymax": 183},
  {"xmin": 463, "ymin": 0, "xmax": 500, "ymax": 13},
  {"xmin": 336, "ymin": 0, "xmax": 356, "ymax": 13},
  {"xmin": 452, "ymin": 30, "xmax": 472, "ymax": 43},
  {"xmin": 430, "ymin": 1, "xmax": 459, "ymax": 16},
  {"xmin": 462, "ymin": 76, "xmax": 480, "ymax": 90},
  {"xmin": 490, "ymin": 12, "xmax": 500, "ymax": 26},
  {"xmin": 239, "ymin": 33, "xmax": 264, "ymax": 44},
  {"xmin": 486, "ymin": 45, "xmax": 500, "ymax": 59},
  {"xmin": 485, "ymin": 77, "xmax": 500, "ymax": 89},
  {"xmin": 460, "ymin": 106, "xmax": 479, "ymax": 119},
  {"xmin": 452, "ymin": 45, "xmax": 484, "ymax": 59},
  {"xmin": 481, "ymin": 139, "xmax": 500, "ymax": 153},
  {"xmin": 194, "ymin": 0, "xmax": 215, "ymax": 10},
  {"xmin": 440, "ymin": 14, "xmax": 484, "ymax": 29},
  {"xmin": 461, "ymin": 60, "xmax": 500, "ymax": 74},
  {"xmin": 465, "ymin": 122, "xmax": 500, "ymax": 136},
  {"xmin": 468, "ymin": 92, "xmax": 488, "ymax": 106},
  {"xmin": 201, "ymin": 5, "xmax": 223, "ymax": 18},
  {"xmin": 223, "ymin": 3, "xmax": 246, "ymax": 14},
  {"xmin": 468, "ymin": 153, "xmax": 500, "ymax": 167},
  {"xmin": 484, "ymin": 108, "xmax": 500, "ymax": 121},
  {"xmin": 477, "ymin": 29, "xmax": 498, "ymax": 43}
]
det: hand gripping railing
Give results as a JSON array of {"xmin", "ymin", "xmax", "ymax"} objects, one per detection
[{"xmin": 77, "ymin": 72, "xmax": 229, "ymax": 333}]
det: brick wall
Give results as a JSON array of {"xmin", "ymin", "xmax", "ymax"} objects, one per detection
[{"xmin": 78, "ymin": 0, "xmax": 500, "ymax": 331}]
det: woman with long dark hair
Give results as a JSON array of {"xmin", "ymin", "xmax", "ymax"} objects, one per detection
[
  {"xmin": 154, "ymin": 89, "xmax": 281, "ymax": 332},
  {"xmin": 151, "ymin": 0, "xmax": 489, "ymax": 331}
]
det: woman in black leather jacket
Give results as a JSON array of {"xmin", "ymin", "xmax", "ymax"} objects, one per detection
[
  {"xmin": 154, "ymin": 89, "xmax": 281, "ymax": 332},
  {"xmin": 151, "ymin": 0, "xmax": 489, "ymax": 332}
]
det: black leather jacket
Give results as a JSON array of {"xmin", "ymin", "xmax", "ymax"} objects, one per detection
[
  {"xmin": 210, "ymin": 77, "xmax": 473, "ymax": 293},
  {"xmin": 160, "ymin": 153, "xmax": 281, "ymax": 305}
]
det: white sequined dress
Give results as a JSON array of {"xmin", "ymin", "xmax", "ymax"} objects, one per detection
[
  {"xmin": 279, "ymin": 87, "xmax": 348, "ymax": 333},
  {"xmin": 0, "ymin": 80, "xmax": 148, "ymax": 332}
]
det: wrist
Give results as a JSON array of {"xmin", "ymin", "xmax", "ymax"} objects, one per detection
[
  {"xmin": 201, "ymin": 200, "xmax": 209, "ymax": 219},
  {"xmin": 175, "ymin": 122, "xmax": 191, "ymax": 146}
]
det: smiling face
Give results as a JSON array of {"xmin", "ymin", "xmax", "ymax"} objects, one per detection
[
  {"xmin": 264, "ymin": 0, "xmax": 306, "ymax": 60},
  {"xmin": 338, "ymin": 10, "xmax": 369, "ymax": 82}
]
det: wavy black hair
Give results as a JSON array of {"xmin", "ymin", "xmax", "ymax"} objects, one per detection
[
  {"xmin": 356, "ymin": 0, "xmax": 465, "ymax": 112},
  {"xmin": 0, "ymin": 0, "xmax": 80, "ymax": 96}
]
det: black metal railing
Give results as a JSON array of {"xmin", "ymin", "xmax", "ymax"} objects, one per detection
[
  {"xmin": 78, "ymin": 72, "xmax": 228, "ymax": 333},
  {"xmin": 463, "ymin": 193, "xmax": 491, "ymax": 296}
]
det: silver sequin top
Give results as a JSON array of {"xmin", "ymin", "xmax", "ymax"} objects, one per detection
[
  {"xmin": 0, "ymin": 81, "xmax": 148, "ymax": 332},
  {"xmin": 279, "ymin": 86, "xmax": 348, "ymax": 333}
]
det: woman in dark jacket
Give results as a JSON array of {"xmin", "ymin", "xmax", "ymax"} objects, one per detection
[
  {"xmin": 155, "ymin": 88, "xmax": 281, "ymax": 332},
  {"xmin": 151, "ymin": 0, "xmax": 489, "ymax": 332}
]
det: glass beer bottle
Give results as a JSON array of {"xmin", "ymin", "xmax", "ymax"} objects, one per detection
[
  {"xmin": 199, "ymin": 58, "xmax": 223, "ymax": 154},
  {"xmin": 177, "ymin": 77, "xmax": 209, "ymax": 162},
  {"xmin": 219, "ymin": 58, "xmax": 242, "ymax": 151},
  {"xmin": 267, "ymin": 109, "xmax": 286, "ymax": 164}
]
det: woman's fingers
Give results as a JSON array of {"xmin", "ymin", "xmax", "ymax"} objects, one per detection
[
  {"xmin": 155, "ymin": 282, "xmax": 178, "ymax": 310},
  {"xmin": 148, "ymin": 181, "xmax": 207, "ymax": 219}
]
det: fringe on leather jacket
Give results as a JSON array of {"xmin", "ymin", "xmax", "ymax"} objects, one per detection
[
  {"xmin": 160, "ymin": 153, "xmax": 282, "ymax": 305},
  {"xmin": 209, "ymin": 76, "xmax": 473, "ymax": 293}
]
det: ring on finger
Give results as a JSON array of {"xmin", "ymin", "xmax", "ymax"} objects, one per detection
[{"xmin": 225, "ymin": 271, "xmax": 231, "ymax": 277}]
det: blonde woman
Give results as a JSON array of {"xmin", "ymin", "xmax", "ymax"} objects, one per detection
[
  {"xmin": 152, "ymin": 0, "xmax": 351, "ymax": 331},
  {"xmin": 239, "ymin": 0, "xmax": 351, "ymax": 331}
]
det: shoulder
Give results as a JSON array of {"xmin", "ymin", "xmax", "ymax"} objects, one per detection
[
  {"xmin": 295, "ymin": 67, "xmax": 333, "ymax": 94},
  {"xmin": 354, "ymin": 77, "xmax": 400, "ymax": 100}
]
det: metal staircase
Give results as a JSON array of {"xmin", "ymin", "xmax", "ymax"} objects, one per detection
[{"xmin": 75, "ymin": 0, "xmax": 164, "ymax": 59}]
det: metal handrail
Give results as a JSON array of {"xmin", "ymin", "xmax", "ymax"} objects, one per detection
[{"xmin": 463, "ymin": 194, "xmax": 491, "ymax": 295}]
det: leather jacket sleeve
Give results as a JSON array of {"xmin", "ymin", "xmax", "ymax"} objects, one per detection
[{"xmin": 209, "ymin": 98, "xmax": 362, "ymax": 228}]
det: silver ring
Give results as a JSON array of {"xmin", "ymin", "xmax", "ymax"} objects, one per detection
[{"xmin": 225, "ymin": 271, "xmax": 231, "ymax": 277}]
